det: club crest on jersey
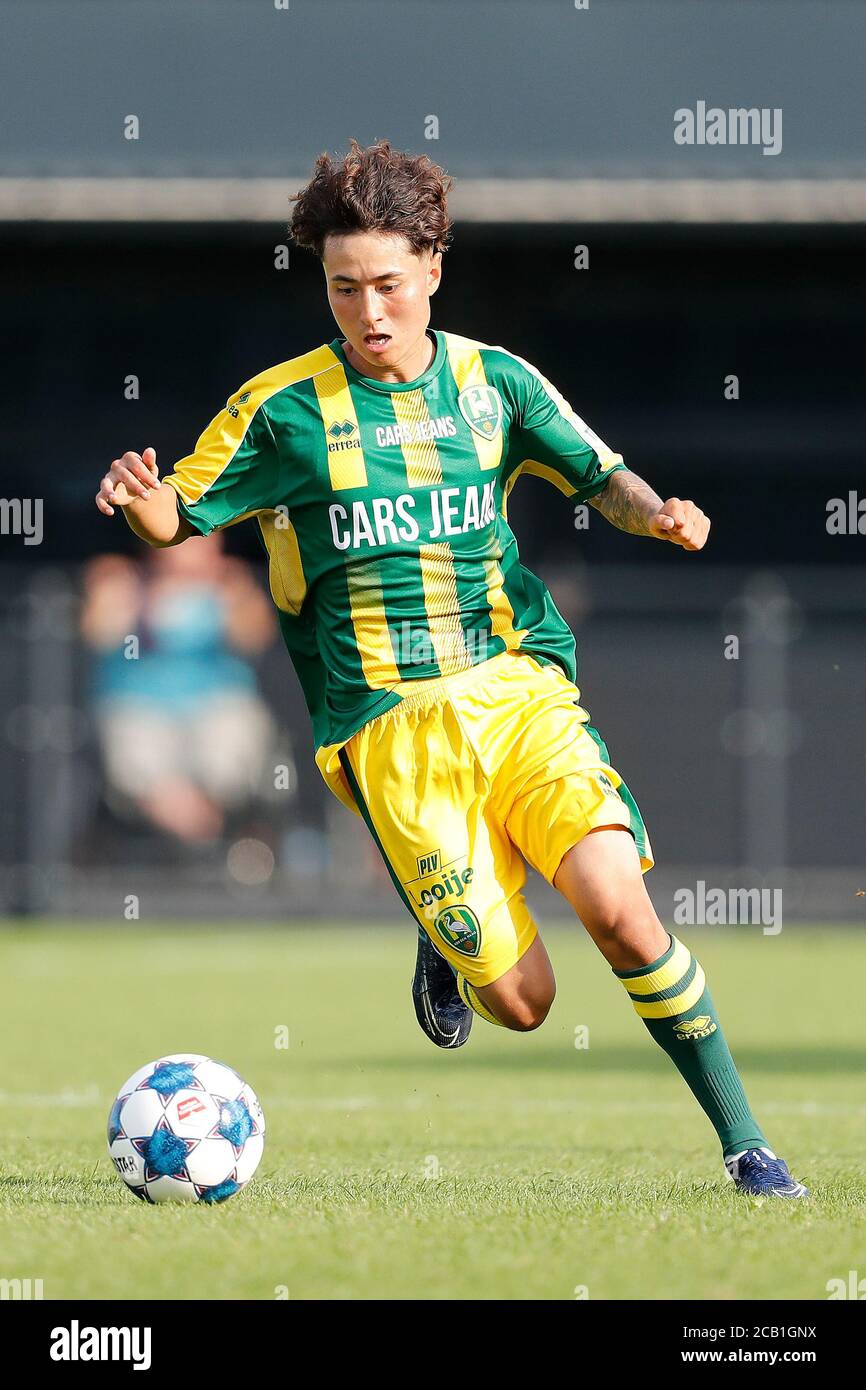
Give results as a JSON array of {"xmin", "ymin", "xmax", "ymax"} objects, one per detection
[
  {"xmin": 458, "ymin": 385, "xmax": 503, "ymax": 440},
  {"xmin": 433, "ymin": 905, "xmax": 481, "ymax": 957}
]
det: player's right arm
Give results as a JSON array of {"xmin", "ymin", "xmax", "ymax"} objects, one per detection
[{"xmin": 95, "ymin": 447, "xmax": 194, "ymax": 547}]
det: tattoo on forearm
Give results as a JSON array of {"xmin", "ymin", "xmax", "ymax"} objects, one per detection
[{"xmin": 587, "ymin": 469, "xmax": 663, "ymax": 537}]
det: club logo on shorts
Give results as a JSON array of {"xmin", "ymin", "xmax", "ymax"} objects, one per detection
[
  {"xmin": 433, "ymin": 905, "xmax": 481, "ymax": 957},
  {"xmin": 673, "ymin": 1014, "xmax": 717, "ymax": 1041},
  {"xmin": 457, "ymin": 385, "xmax": 503, "ymax": 440}
]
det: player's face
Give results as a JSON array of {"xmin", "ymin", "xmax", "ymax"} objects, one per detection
[{"xmin": 322, "ymin": 230, "xmax": 441, "ymax": 381}]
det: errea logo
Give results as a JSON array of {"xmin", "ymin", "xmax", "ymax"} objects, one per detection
[
  {"xmin": 674, "ymin": 1015, "xmax": 717, "ymax": 1041},
  {"xmin": 326, "ymin": 419, "xmax": 361, "ymax": 453},
  {"xmin": 327, "ymin": 419, "xmax": 355, "ymax": 438}
]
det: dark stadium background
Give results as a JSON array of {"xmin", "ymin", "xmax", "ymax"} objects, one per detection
[{"xmin": 4, "ymin": 222, "xmax": 864, "ymax": 569}]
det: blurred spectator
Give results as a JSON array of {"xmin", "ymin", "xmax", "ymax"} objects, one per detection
[{"xmin": 81, "ymin": 536, "xmax": 279, "ymax": 845}]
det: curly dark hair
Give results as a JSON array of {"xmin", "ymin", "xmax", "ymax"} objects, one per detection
[{"xmin": 289, "ymin": 138, "xmax": 454, "ymax": 261}]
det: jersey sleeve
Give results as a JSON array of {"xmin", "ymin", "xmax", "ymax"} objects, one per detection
[
  {"xmin": 162, "ymin": 382, "xmax": 283, "ymax": 536},
  {"xmin": 504, "ymin": 355, "xmax": 626, "ymax": 503}
]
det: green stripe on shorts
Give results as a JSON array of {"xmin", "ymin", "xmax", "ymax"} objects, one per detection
[
  {"xmin": 583, "ymin": 722, "xmax": 650, "ymax": 865},
  {"xmin": 338, "ymin": 749, "xmax": 422, "ymax": 924}
]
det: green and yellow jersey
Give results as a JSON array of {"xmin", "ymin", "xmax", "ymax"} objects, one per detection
[{"xmin": 163, "ymin": 328, "xmax": 626, "ymax": 810}]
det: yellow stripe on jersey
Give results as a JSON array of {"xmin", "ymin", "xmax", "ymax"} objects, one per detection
[
  {"xmin": 166, "ymin": 345, "xmax": 339, "ymax": 506},
  {"xmin": 482, "ymin": 556, "xmax": 527, "ymax": 652},
  {"xmin": 518, "ymin": 457, "xmax": 580, "ymax": 498},
  {"xmin": 391, "ymin": 389, "xmax": 443, "ymax": 488},
  {"xmin": 257, "ymin": 512, "xmax": 307, "ymax": 615},
  {"xmin": 501, "ymin": 468, "xmax": 520, "ymax": 524},
  {"xmin": 389, "ymin": 390, "xmax": 471, "ymax": 676},
  {"xmin": 313, "ymin": 362, "xmax": 369, "ymax": 490},
  {"xmin": 444, "ymin": 333, "xmax": 503, "ymax": 472},
  {"xmin": 417, "ymin": 543, "xmax": 472, "ymax": 676},
  {"xmin": 345, "ymin": 563, "xmax": 401, "ymax": 688}
]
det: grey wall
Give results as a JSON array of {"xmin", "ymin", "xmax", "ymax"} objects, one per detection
[{"xmin": 1, "ymin": 0, "xmax": 864, "ymax": 178}]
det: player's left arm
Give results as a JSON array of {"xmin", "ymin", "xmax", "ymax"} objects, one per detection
[
  {"xmin": 503, "ymin": 353, "xmax": 709, "ymax": 551},
  {"xmin": 587, "ymin": 468, "xmax": 711, "ymax": 551}
]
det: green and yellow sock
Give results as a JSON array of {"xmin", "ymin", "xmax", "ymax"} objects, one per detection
[
  {"xmin": 457, "ymin": 974, "xmax": 505, "ymax": 1027},
  {"xmin": 614, "ymin": 933, "xmax": 766, "ymax": 1158}
]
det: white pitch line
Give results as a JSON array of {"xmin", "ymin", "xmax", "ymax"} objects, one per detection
[
  {"xmin": 1, "ymin": 1091, "xmax": 862, "ymax": 1119},
  {"xmin": 0, "ymin": 1089, "xmax": 102, "ymax": 1108}
]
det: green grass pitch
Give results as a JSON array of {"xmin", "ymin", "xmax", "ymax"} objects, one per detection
[{"xmin": 1, "ymin": 922, "xmax": 864, "ymax": 1300}]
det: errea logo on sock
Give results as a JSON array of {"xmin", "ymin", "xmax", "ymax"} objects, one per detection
[{"xmin": 673, "ymin": 1015, "xmax": 717, "ymax": 1041}]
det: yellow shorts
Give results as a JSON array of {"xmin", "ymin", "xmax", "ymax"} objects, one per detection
[{"xmin": 337, "ymin": 650, "xmax": 653, "ymax": 987}]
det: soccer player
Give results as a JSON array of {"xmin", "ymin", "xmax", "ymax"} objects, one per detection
[{"xmin": 95, "ymin": 139, "xmax": 805, "ymax": 1198}]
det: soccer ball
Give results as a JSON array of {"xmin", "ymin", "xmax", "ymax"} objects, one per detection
[{"xmin": 107, "ymin": 1053, "xmax": 265, "ymax": 1204}]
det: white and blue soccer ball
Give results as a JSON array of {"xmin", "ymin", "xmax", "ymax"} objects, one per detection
[{"xmin": 107, "ymin": 1054, "xmax": 265, "ymax": 1204}]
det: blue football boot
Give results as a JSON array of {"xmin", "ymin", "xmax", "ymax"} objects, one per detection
[{"xmin": 725, "ymin": 1147, "xmax": 809, "ymax": 1198}]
